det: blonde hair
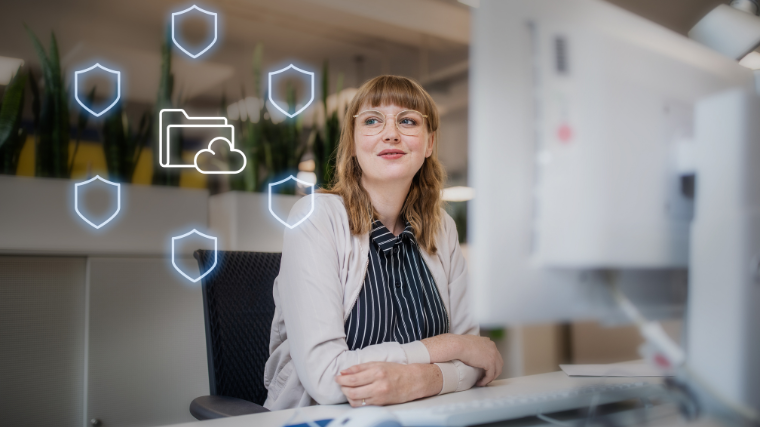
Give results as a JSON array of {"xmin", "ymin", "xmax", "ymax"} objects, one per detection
[{"xmin": 322, "ymin": 75, "xmax": 446, "ymax": 254}]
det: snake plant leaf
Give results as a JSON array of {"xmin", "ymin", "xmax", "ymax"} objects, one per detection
[
  {"xmin": 0, "ymin": 67, "xmax": 26, "ymax": 150},
  {"xmin": 103, "ymin": 105, "xmax": 127, "ymax": 182},
  {"xmin": 50, "ymin": 32, "xmax": 70, "ymax": 178},
  {"xmin": 24, "ymin": 25, "xmax": 50, "ymax": 76},
  {"xmin": 0, "ymin": 68, "xmax": 27, "ymax": 175},
  {"xmin": 252, "ymin": 43, "xmax": 263, "ymax": 98},
  {"xmin": 25, "ymin": 28, "xmax": 56, "ymax": 105},
  {"xmin": 313, "ymin": 60, "xmax": 338, "ymax": 186},
  {"xmin": 130, "ymin": 111, "xmax": 151, "ymax": 179},
  {"xmin": 77, "ymin": 87, "xmax": 96, "ymax": 131},
  {"xmin": 26, "ymin": 27, "xmax": 70, "ymax": 178},
  {"xmin": 48, "ymin": 33, "xmax": 62, "ymax": 90},
  {"xmin": 321, "ymin": 61, "xmax": 328, "ymax": 111},
  {"xmin": 27, "ymin": 69, "xmax": 40, "ymax": 131},
  {"xmin": 26, "ymin": 26, "xmax": 54, "ymax": 177},
  {"xmin": 152, "ymin": 28, "xmax": 180, "ymax": 186},
  {"xmin": 69, "ymin": 86, "xmax": 96, "ymax": 175}
]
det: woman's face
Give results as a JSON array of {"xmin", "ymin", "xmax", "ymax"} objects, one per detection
[{"xmin": 354, "ymin": 103, "xmax": 434, "ymax": 187}]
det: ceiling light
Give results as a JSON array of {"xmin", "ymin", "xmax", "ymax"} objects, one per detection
[
  {"xmin": 689, "ymin": 3, "xmax": 760, "ymax": 60},
  {"xmin": 227, "ymin": 102, "xmax": 241, "ymax": 120},
  {"xmin": 298, "ymin": 159, "xmax": 315, "ymax": 172},
  {"xmin": 296, "ymin": 171, "xmax": 316, "ymax": 186},
  {"xmin": 442, "ymin": 186, "xmax": 475, "ymax": 202}
]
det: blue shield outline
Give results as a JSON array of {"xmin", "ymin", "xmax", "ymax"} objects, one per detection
[
  {"xmin": 171, "ymin": 5, "xmax": 218, "ymax": 59},
  {"xmin": 171, "ymin": 229, "xmax": 217, "ymax": 283},
  {"xmin": 268, "ymin": 175, "xmax": 315, "ymax": 229},
  {"xmin": 74, "ymin": 175, "xmax": 121, "ymax": 229},
  {"xmin": 74, "ymin": 64, "xmax": 121, "ymax": 117},
  {"xmin": 268, "ymin": 64, "xmax": 315, "ymax": 118}
]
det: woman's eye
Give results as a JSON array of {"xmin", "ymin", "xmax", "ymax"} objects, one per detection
[
  {"xmin": 399, "ymin": 118, "xmax": 418, "ymax": 126},
  {"xmin": 364, "ymin": 118, "xmax": 380, "ymax": 125}
]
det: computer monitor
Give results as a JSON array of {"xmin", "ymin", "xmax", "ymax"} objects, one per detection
[{"xmin": 468, "ymin": 0, "xmax": 754, "ymax": 326}]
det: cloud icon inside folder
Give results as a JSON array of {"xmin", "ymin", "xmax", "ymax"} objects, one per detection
[
  {"xmin": 194, "ymin": 137, "xmax": 247, "ymax": 174},
  {"xmin": 158, "ymin": 108, "xmax": 246, "ymax": 175}
]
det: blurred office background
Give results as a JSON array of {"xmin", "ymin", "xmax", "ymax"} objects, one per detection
[{"xmin": 0, "ymin": 1, "xmax": 734, "ymax": 426}]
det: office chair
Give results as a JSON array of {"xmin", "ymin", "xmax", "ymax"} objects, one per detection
[{"xmin": 189, "ymin": 250, "xmax": 281, "ymax": 420}]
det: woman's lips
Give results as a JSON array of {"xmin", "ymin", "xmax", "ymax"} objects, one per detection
[{"xmin": 378, "ymin": 150, "xmax": 405, "ymax": 160}]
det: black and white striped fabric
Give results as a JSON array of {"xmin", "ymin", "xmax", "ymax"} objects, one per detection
[{"xmin": 344, "ymin": 219, "xmax": 449, "ymax": 350}]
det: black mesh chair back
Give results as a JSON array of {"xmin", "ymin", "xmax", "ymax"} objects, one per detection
[{"xmin": 195, "ymin": 250, "xmax": 281, "ymax": 406}]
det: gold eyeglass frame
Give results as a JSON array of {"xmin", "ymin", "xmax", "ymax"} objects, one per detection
[{"xmin": 353, "ymin": 109, "xmax": 429, "ymax": 136}]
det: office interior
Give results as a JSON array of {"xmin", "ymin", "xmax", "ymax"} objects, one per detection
[{"xmin": 1, "ymin": 0, "xmax": 758, "ymax": 426}]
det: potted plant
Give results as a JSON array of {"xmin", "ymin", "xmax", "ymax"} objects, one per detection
[
  {"xmin": 209, "ymin": 46, "xmax": 346, "ymax": 252},
  {"xmin": 0, "ymin": 28, "xmax": 208, "ymax": 254}
]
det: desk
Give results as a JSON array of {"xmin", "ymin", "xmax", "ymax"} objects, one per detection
[{"xmin": 165, "ymin": 370, "xmax": 668, "ymax": 427}]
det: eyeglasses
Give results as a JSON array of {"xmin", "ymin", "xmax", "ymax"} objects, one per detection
[{"xmin": 353, "ymin": 110, "xmax": 428, "ymax": 136}]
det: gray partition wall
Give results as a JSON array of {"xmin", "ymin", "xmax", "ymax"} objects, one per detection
[
  {"xmin": 0, "ymin": 256, "xmax": 210, "ymax": 427},
  {"xmin": 87, "ymin": 257, "xmax": 208, "ymax": 427},
  {"xmin": 0, "ymin": 256, "xmax": 87, "ymax": 427}
]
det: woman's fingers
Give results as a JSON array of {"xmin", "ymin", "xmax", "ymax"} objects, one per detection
[
  {"xmin": 477, "ymin": 357, "xmax": 500, "ymax": 387},
  {"xmin": 336, "ymin": 366, "xmax": 379, "ymax": 387},
  {"xmin": 340, "ymin": 383, "xmax": 376, "ymax": 402},
  {"xmin": 476, "ymin": 352, "xmax": 504, "ymax": 386},
  {"xmin": 477, "ymin": 367, "xmax": 495, "ymax": 387},
  {"xmin": 339, "ymin": 361, "xmax": 381, "ymax": 376},
  {"xmin": 342, "ymin": 382, "xmax": 392, "ymax": 407}
]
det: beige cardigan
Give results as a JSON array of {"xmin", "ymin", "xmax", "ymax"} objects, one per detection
[{"xmin": 263, "ymin": 193, "xmax": 483, "ymax": 410}]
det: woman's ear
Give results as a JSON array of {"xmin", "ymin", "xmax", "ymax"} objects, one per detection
[{"xmin": 425, "ymin": 132, "xmax": 435, "ymax": 158}]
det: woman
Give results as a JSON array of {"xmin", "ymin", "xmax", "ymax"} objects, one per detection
[{"xmin": 263, "ymin": 75, "xmax": 503, "ymax": 410}]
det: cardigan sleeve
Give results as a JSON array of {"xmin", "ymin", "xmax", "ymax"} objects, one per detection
[{"xmin": 435, "ymin": 212, "xmax": 485, "ymax": 394}]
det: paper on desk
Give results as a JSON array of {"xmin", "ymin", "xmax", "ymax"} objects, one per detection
[{"xmin": 560, "ymin": 363, "xmax": 672, "ymax": 377}]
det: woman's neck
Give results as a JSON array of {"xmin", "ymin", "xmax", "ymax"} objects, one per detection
[{"xmin": 362, "ymin": 176, "xmax": 412, "ymax": 236}]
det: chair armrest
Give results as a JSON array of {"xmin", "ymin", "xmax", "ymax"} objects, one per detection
[{"xmin": 190, "ymin": 395, "xmax": 270, "ymax": 420}]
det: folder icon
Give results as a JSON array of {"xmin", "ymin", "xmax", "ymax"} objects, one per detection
[{"xmin": 158, "ymin": 109, "xmax": 236, "ymax": 168}]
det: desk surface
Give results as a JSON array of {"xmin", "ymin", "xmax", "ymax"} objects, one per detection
[{"xmin": 164, "ymin": 370, "xmax": 666, "ymax": 427}]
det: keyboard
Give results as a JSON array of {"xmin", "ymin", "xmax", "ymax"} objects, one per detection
[{"xmin": 393, "ymin": 381, "xmax": 665, "ymax": 426}]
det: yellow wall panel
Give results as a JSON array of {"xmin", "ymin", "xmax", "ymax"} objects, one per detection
[{"xmin": 14, "ymin": 137, "xmax": 206, "ymax": 189}]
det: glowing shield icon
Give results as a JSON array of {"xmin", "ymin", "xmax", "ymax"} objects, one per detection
[
  {"xmin": 171, "ymin": 229, "xmax": 218, "ymax": 283},
  {"xmin": 74, "ymin": 175, "xmax": 121, "ymax": 229},
  {"xmin": 74, "ymin": 64, "xmax": 121, "ymax": 117},
  {"xmin": 268, "ymin": 175, "xmax": 315, "ymax": 229},
  {"xmin": 171, "ymin": 5, "xmax": 218, "ymax": 59},
  {"xmin": 268, "ymin": 64, "xmax": 315, "ymax": 118}
]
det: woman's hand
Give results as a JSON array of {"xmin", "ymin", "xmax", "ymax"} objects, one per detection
[
  {"xmin": 335, "ymin": 362, "xmax": 442, "ymax": 407},
  {"xmin": 422, "ymin": 334, "xmax": 503, "ymax": 386}
]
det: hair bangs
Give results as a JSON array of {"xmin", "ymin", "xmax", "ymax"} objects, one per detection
[{"xmin": 365, "ymin": 78, "xmax": 427, "ymax": 115}]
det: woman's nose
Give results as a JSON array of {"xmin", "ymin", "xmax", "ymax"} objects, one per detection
[{"xmin": 381, "ymin": 120, "xmax": 400, "ymax": 141}]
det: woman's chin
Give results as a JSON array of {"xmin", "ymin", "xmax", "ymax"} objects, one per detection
[{"xmin": 366, "ymin": 171, "xmax": 416, "ymax": 185}]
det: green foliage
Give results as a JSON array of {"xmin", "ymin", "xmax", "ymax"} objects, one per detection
[
  {"xmin": 103, "ymin": 106, "xmax": 150, "ymax": 183},
  {"xmin": 230, "ymin": 44, "xmax": 264, "ymax": 192},
  {"xmin": 0, "ymin": 67, "xmax": 28, "ymax": 175},
  {"xmin": 445, "ymin": 200, "xmax": 468, "ymax": 244},
  {"xmin": 262, "ymin": 84, "xmax": 304, "ymax": 195},
  {"xmin": 482, "ymin": 327, "xmax": 505, "ymax": 340},
  {"xmin": 26, "ymin": 26, "xmax": 70, "ymax": 178},
  {"xmin": 70, "ymin": 87, "xmax": 96, "ymax": 176},
  {"xmin": 151, "ymin": 29, "xmax": 180, "ymax": 186},
  {"xmin": 313, "ymin": 60, "xmax": 341, "ymax": 187},
  {"xmin": 230, "ymin": 43, "xmax": 306, "ymax": 194},
  {"xmin": 229, "ymin": 54, "xmax": 347, "ymax": 193}
]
